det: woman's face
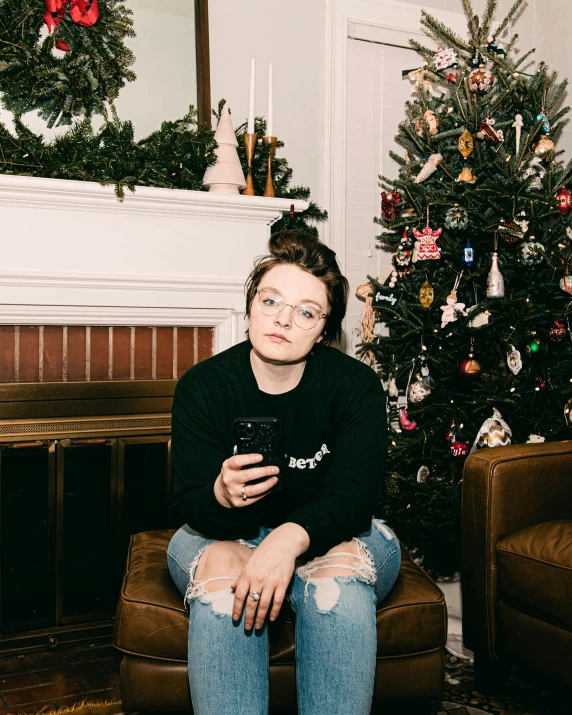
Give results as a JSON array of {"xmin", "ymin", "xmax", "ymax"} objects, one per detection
[{"xmin": 248, "ymin": 264, "xmax": 328, "ymax": 364}]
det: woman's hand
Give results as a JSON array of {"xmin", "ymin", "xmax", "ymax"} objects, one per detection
[
  {"xmin": 214, "ymin": 453, "xmax": 279, "ymax": 508},
  {"xmin": 231, "ymin": 523, "xmax": 310, "ymax": 630}
]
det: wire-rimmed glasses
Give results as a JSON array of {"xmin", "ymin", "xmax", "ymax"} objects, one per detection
[{"xmin": 256, "ymin": 288, "xmax": 327, "ymax": 330}]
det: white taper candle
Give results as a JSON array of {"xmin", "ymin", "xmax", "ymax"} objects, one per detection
[
  {"xmin": 267, "ymin": 63, "xmax": 274, "ymax": 137},
  {"xmin": 247, "ymin": 58, "xmax": 255, "ymax": 135}
]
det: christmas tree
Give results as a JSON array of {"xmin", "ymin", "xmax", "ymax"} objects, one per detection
[{"xmin": 358, "ymin": 0, "xmax": 572, "ymax": 577}]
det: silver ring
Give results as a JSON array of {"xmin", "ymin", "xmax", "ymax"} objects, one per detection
[
  {"xmin": 241, "ymin": 487, "xmax": 248, "ymax": 501},
  {"xmin": 250, "ymin": 592, "xmax": 260, "ymax": 602}
]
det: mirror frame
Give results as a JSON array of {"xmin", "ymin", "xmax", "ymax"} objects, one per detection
[{"xmin": 195, "ymin": 0, "xmax": 212, "ymax": 129}]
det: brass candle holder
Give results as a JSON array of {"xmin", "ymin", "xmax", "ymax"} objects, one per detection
[
  {"xmin": 242, "ymin": 133, "xmax": 257, "ymax": 195},
  {"xmin": 263, "ymin": 136, "xmax": 277, "ymax": 197}
]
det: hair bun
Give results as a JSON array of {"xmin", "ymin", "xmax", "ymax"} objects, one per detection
[{"xmin": 268, "ymin": 229, "xmax": 337, "ymax": 269}]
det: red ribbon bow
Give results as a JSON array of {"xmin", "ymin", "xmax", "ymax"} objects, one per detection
[{"xmin": 44, "ymin": 0, "xmax": 99, "ymax": 52}]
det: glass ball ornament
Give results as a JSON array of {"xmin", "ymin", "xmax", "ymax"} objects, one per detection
[
  {"xmin": 548, "ymin": 320, "xmax": 567, "ymax": 342},
  {"xmin": 556, "ymin": 186, "xmax": 572, "ymax": 215},
  {"xmin": 519, "ymin": 240, "xmax": 544, "ymax": 265},
  {"xmin": 469, "ymin": 65, "xmax": 495, "ymax": 94},
  {"xmin": 459, "ymin": 352, "xmax": 482, "ymax": 378},
  {"xmin": 445, "ymin": 206, "xmax": 469, "ymax": 230}
]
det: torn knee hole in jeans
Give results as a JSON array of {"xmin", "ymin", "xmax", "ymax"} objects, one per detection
[
  {"xmin": 295, "ymin": 539, "xmax": 376, "ymax": 613},
  {"xmin": 183, "ymin": 542, "xmax": 256, "ymax": 616}
]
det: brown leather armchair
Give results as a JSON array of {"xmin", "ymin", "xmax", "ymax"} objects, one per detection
[
  {"xmin": 462, "ymin": 440, "xmax": 572, "ymax": 692},
  {"xmin": 114, "ymin": 529, "xmax": 447, "ymax": 714}
]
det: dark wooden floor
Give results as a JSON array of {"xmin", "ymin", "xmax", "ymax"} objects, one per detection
[{"xmin": 0, "ymin": 642, "xmax": 122, "ymax": 714}]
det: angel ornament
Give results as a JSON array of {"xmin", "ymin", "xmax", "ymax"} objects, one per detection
[
  {"xmin": 440, "ymin": 273, "xmax": 467, "ymax": 328},
  {"xmin": 412, "ymin": 225, "xmax": 443, "ymax": 261}
]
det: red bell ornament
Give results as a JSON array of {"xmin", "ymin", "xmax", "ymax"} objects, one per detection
[{"xmin": 556, "ymin": 186, "xmax": 572, "ymax": 215}]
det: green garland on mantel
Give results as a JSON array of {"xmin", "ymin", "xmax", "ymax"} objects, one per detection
[{"xmin": 0, "ymin": 100, "xmax": 327, "ymax": 232}]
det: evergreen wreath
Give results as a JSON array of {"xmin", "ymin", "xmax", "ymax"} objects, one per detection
[{"xmin": 0, "ymin": 0, "xmax": 136, "ymax": 127}]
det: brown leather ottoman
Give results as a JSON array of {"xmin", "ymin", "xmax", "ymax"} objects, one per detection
[{"xmin": 114, "ymin": 530, "xmax": 446, "ymax": 714}]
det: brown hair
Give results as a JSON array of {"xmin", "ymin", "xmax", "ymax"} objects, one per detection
[{"xmin": 245, "ymin": 229, "xmax": 349, "ymax": 345}]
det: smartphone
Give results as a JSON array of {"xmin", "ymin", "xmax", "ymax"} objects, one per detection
[{"xmin": 234, "ymin": 417, "xmax": 285, "ymax": 491}]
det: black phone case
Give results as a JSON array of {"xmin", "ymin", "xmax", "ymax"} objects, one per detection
[{"xmin": 234, "ymin": 417, "xmax": 285, "ymax": 490}]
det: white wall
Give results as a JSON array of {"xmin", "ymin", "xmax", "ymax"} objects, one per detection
[{"xmin": 208, "ymin": 0, "xmax": 325, "ymax": 206}]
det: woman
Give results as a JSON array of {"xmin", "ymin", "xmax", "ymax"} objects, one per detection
[{"xmin": 167, "ymin": 230, "xmax": 401, "ymax": 715}]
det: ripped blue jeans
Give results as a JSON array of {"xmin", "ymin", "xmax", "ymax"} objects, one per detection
[{"xmin": 167, "ymin": 518, "xmax": 401, "ymax": 715}]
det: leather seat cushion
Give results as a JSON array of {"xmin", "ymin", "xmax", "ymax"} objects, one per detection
[
  {"xmin": 114, "ymin": 529, "xmax": 446, "ymax": 663},
  {"xmin": 497, "ymin": 519, "xmax": 572, "ymax": 629}
]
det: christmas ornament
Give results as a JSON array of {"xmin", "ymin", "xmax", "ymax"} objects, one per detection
[
  {"xmin": 507, "ymin": 345, "xmax": 523, "ymax": 375},
  {"xmin": 381, "ymin": 191, "xmax": 402, "ymax": 220},
  {"xmin": 548, "ymin": 320, "xmax": 566, "ymax": 342},
  {"xmin": 433, "ymin": 47, "xmax": 458, "ymax": 70},
  {"xmin": 534, "ymin": 136, "xmax": 555, "ymax": 158},
  {"xmin": 476, "ymin": 119, "xmax": 504, "ymax": 146},
  {"xmin": 356, "ymin": 282, "xmax": 376, "ymax": 367},
  {"xmin": 527, "ymin": 434, "xmax": 546, "ymax": 444},
  {"xmin": 556, "ymin": 186, "xmax": 572, "ymax": 215},
  {"xmin": 486, "ymin": 36, "xmax": 506, "ymax": 57},
  {"xmin": 399, "ymin": 408, "xmax": 417, "ymax": 431},
  {"xmin": 467, "ymin": 306, "xmax": 490, "ymax": 328},
  {"xmin": 412, "ymin": 225, "xmax": 442, "ymax": 260},
  {"xmin": 389, "ymin": 229, "xmax": 413, "ymax": 288},
  {"xmin": 471, "ymin": 408, "xmax": 512, "ymax": 452},
  {"xmin": 458, "ymin": 129, "xmax": 474, "ymax": 158},
  {"xmin": 522, "ymin": 156, "xmax": 546, "ymax": 191},
  {"xmin": 452, "ymin": 441, "xmax": 469, "ymax": 458},
  {"xmin": 469, "ymin": 65, "xmax": 495, "ymax": 94},
  {"xmin": 414, "ymin": 153, "xmax": 443, "ymax": 183},
  {"xmin": 463, "ymin": 240, "xmax": 474, "ymax": 267},
  {"xmin": 486, "ymin": 252, "xmax": 505, "ymax": 298},
  {"xmin": 536, "ymin": 113, "xmax": 550, "ymax": 134},
  {"xmin": 470, "ymin": 51, "xmax": 485, "ymax": 67},
  {"xmin": 498, "ymin": 219, "xmax": 526, "ymax": 243},
  {"xmin": 446, "ymin": 70, "xmax": 459, "ymax": 83},
  {"xmin": 417, "ymin": 465, "xmax": 430, "ymax": 483},
  {"xmin": 526, "ymin": 335, "xmax": 548, "ymax": 361},
  {"xmin": 420, "ymin": 280, "xmax": 434, "ymax": 308},
  {"xmin": 559, "ymin": 275, "xmax": 572, "ymax": 293},
  {"xmin": 513, "ymin": 114, "xmax": 524, "ymax": 153},
  {"xmin": 440, "ymin": 274, "xmax": 467, "ymax": 328},
  {"xmin": 457, "ymin": 166, "xmax": 476, "ymax": 183},
  {"xmin": 565, "ymin": 399, "xmax": 572, "ymax": 428},
  {"xmin": 408, "ymin": 68, "xmax": 434, "ymax": 96},
  {"xmin": 520, "ymin": 239, "xmax": 544, "ymax": 265},
  {"xmin": 415, "ymin": 110, "xmax": 440, "ymax": 137},
  {"xmin": 372, "ymin": 286, "xmax": 403, "ymax": 309},
  {"xmin": 408, "ymin": 378, "xmax": 431, "ymax": 403},
  {"xmin": 459, "ymin": 346, "xmax": 482, "ymax": 379},
  {"xmin": 444, "ymin": 206, "xmax": 468, "ymax": 231},
  {"xmin": 515, "ymin": 212, "xmax": 530, "ymax": 235}
]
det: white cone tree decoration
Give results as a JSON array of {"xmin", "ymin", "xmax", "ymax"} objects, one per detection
[{"xmin": 202, "ymin": 106, "xmax": 246, "ymax": 194}]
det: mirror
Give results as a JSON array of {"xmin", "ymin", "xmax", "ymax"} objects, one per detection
[
  {"xmin": 0, "ymin": 0, "xmax": 211, "ymax": 138},
  {"xmin": 115, "ymin": 0, "xmax": 211, "ymax": 134}
]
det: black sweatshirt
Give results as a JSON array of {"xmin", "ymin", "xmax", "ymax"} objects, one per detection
[{"xmin": 171, "ymin": 340, "xmax": 387, "ymax": 558}]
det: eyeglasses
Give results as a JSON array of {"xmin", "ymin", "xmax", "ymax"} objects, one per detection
[{"xmin": 256, "ymin": 289, "xmax": 327, "ymax": 330}]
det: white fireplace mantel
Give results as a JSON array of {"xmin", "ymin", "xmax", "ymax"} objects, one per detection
[{"xmin": 0, "ymin": 175, "xmax": 308, "ymax": 353}]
